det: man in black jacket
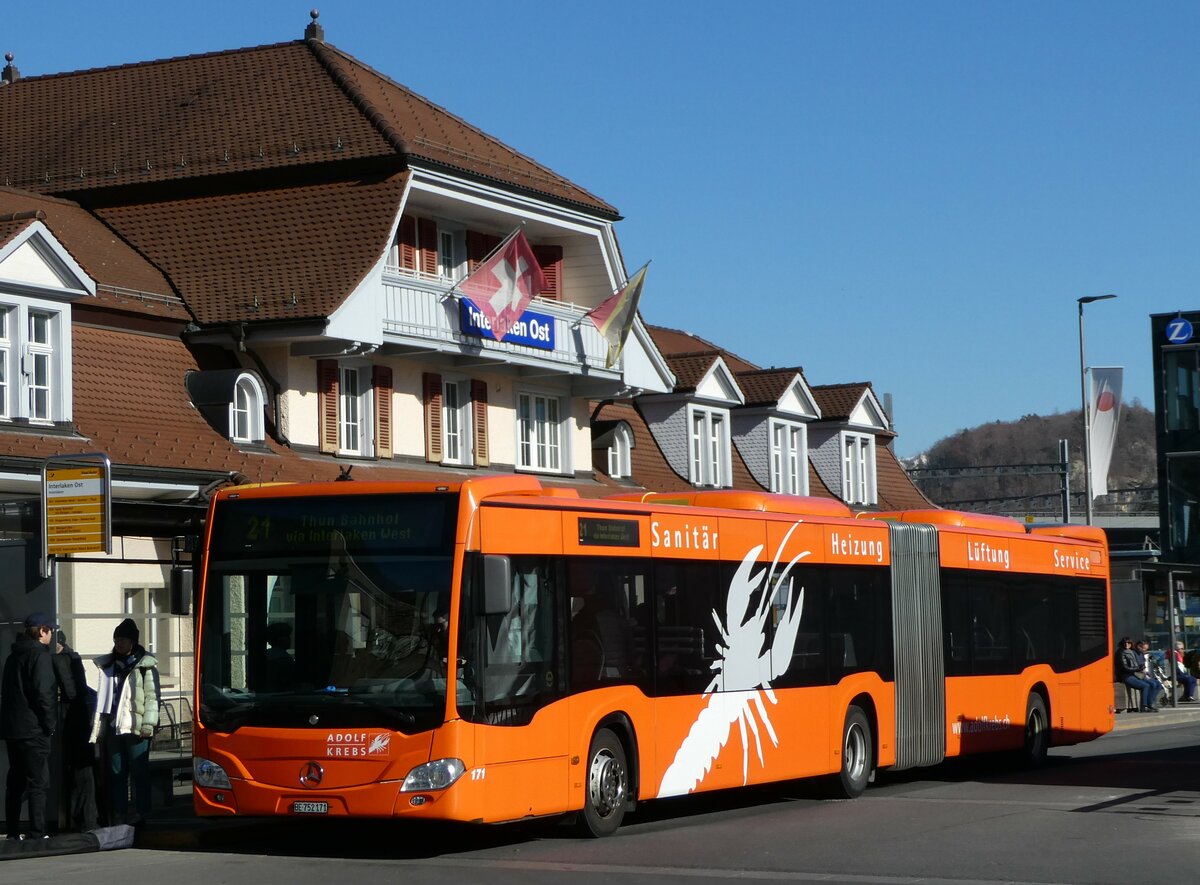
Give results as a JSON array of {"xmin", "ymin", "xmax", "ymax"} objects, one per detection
[{"xmin": 1, "ymin": 612, "xmax": 58, "ymax": 840}]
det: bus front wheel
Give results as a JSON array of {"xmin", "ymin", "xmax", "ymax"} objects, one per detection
[
  {"xmin": 1021, "ymin": 693, "xmax": 1049, "ymax": 767},
  {"xmin": 830, "ymin": 705, "xmax": 872, "ymax": 799},
  {"xmin": 579, "ymin": 728, "xmax": 628, "ymax": 837}
]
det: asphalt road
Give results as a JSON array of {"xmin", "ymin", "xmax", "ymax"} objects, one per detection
[{"xmin": 5, "ymin": 709, "xmax": 1199, "ymax": 884}]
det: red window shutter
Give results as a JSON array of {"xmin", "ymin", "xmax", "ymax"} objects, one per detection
[
  {"xmin": 532, "ymin": 244, "xmax": 562, "ymax": 299},
  {"xmin": 423, "ymin": 372, "xmax": 443, "ymax": 463},
  {"xmin": 418, "ymin": 218, "xmax": 439, "ymax": 277},
  {"xmin": 471, "ymin": 379, "xmax": 489, "ymax": 467},
  {"xmin": 373, "ymin": 365, "xmax": 393, "ymax": 460},
  {"xmin": 398, "ymin": 215, "xmax": 417, "ymax": 270},
  {"xmin": 317, "ymin": 360, "xmax": 339, "ymax": 454},
  {"xmin": 466, "ymin": 231, "xmax": 502, "ymax": 273}
]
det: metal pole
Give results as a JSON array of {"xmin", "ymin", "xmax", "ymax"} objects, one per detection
[
  {"xmin": 1078, "ymin": 301, "xmax": 1093, "ymax": 525},
  {"xmin": 1168, "ymin": 570, "xmax": 1178, "ymax": 708},
  {"xmin": 1076, "ymin": 294, "xmax": 1116, "ymax": 526},
  {"xmin": 1059, "ymin": 439, "xmax": 1071, "ymax": 524}
]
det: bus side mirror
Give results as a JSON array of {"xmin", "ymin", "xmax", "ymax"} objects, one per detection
[
  {"xmin": 481, "ymin": 555, "xmax": 512, "ymax": 615},
  {"xmin": 170, "ymin": 567, "xmax": 193, "ymax": 615}
]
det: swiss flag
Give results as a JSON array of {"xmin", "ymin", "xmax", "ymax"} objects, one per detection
[{"xmin": 459, "ymin": 229, "xmax": 546, "ymax": 342}]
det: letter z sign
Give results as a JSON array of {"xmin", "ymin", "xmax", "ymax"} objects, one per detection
[{"xmin": 1166, "ymin": 317, "xmax": 1194, "ymax": 344}]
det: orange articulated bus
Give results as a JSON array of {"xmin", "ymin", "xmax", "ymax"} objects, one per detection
[{"xmin": 191, "ymin": 476, "xmax": 1113, "ymax": 835}]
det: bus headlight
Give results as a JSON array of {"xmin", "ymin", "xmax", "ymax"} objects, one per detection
[
  {"xmin": 401, "ymin": 758, "xmax": 465, "ymax": 792},
  {"xmin": 194, "ymin": 756, "xmax": 232, "ymax": 789}
]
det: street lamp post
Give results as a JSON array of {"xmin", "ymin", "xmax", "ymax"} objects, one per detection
[{"xmin": 1077, "ymin": 294, "xmax": 1117, "ymax": 525}]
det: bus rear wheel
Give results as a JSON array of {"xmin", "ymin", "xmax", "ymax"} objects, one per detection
[
  {"xmin": 578, "ymin": 728, "xmax": 628, "ymax": 837},
  {"xmin": 830, "ymin": 705, "xmax": 872, "ymax": 799},
  {"xmin": 1021, "ymin": 693, "xmax": 1049, "ymax": 768}
]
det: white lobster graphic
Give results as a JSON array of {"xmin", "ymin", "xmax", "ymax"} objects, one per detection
[{"xmin": 657, "ymin": 522, "xmax": 809, "ymax": 798}]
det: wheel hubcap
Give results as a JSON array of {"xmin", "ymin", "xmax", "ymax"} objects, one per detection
[
  {"xmin": 588, "ymin": 748, "xmax": 625, "ymax": 818},
  {"xmin": 845, "ymin": 724, "xmax": 867, "ymax": 781},
  {"xmin": 1028, "ymin": 709, "xmax": 1045, "ymax": 751}
]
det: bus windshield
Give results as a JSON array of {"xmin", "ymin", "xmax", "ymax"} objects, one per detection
[{"xmin": 199, "ymin": 492, "xmax": 459, "ymax": 734}]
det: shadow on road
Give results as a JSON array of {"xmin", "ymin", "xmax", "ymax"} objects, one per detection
[{"xmin": 144, "ymin": 729, "xmax": 1199, "ymax": 858}]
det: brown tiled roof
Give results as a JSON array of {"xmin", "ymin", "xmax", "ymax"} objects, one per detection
[
  {"xmin": 875, "ymin": 444, "xmax": 935, "ymax": 510},
  {"xmin": 0, "ymin": 40, "xmax": 614, "ymax": 215},
  {"xmin": 95, "ymin": 173, "xmax": 408, "ymax": 324},
  {"xmin": 647, "ymin": 325, "xmax": 758, "ymax": 373},
  {"xmin": 313, "ymin": 43, "xmax": 616, "ymax": 215},
  {"xmin": 735, "ymin": 368, "xmax": 805, "ymax": 408},
  {"xmin": 0, "ymin": 188, "xmax": 184, "ymax": 318},
  {"xmin": 0, "ymin": 217, "xmax": 31, "ymax": 251},
  {"xmin": 812, "ymin": 382, "xmax": 873, "ymax": 423},
  {"xmin": 661, "ymin": 351, "xmax": 723, "ymax": 393}
]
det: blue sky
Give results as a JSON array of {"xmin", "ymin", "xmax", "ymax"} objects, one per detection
[{"xmin": 5, "ymin": 2, "xmax": 1194, "ymax": 456}]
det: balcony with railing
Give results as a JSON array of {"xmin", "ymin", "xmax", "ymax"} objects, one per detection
[{"xmin": 380, "ymin": 265, "xmax": 619, "ymax": 382}]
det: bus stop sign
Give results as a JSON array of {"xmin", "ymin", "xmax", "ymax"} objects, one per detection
[{"xmin": 42, "ymin": 453, "xmax": 112, "ymax": 576}]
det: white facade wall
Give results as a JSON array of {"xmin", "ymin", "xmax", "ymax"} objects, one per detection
[{"xmin": 57, "ymin": 537, "xmax": 194, "ymax": 706}]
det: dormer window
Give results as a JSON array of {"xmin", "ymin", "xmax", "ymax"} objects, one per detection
[
  {"xmin": 841, "ymin": 432, "xmax": 876, "ymax": 505},
  {"xmin": 230, "ymin": 373, "xmax": 267, "ymax": 444},
  {"xmin": 689, "ymin": 405, "xmax": 730, "ymax": 487},
  {"xmin": 0, "ymin": 299, "xmax": 70, "ymax": 424},
  {"xmin": 770, "ymin": 419, "xmax": 807, "ymax": 495},
  {"xmin": 608, "ymin": 423, "xmax": 633, "ymax": 478}
]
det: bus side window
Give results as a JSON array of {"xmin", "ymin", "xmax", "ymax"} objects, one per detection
[
  {"xmin": 478, "ymin": 557, "xmax": 560, "ymax": 725},
  {"xmin": 652, "ymin": 561, "xmax": 719, "ymax": 695},
  {"xmin": 569, "ymin": 558, "xmax": 649, "ymax": 691},
  {"xmin": 941, "ymin": 571, "xmax": 970, "ymax": 675}
]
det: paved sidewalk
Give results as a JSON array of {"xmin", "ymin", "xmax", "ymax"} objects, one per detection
[{"xmin": 1112, "ymin": 699, "xmax": 1200, "ymax": 731}]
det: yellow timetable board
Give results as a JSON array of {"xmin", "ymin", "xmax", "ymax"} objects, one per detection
[{"xmin": 45, "ymin": 465, "xmax": 107, "ymax": 555}]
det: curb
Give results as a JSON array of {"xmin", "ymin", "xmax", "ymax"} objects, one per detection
[{"xmin": 1112, "ymin": 705, "xmax": 1200, "ymax": 732}]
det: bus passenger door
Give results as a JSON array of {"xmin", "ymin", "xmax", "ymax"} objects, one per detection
[{"xmin": 472, "ymin": 557, "xmax": 568, "ymax": 821}]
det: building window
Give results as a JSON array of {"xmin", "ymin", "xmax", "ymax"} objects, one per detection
[
  {"xmin": 422, "ymin": 373, "xmax": 487, "ymax": 467},
  {"xmin": 689, "ymin": 406, "xmax": 729, "ymax": 487},
  {"xmin": 841, "ymin": 432, "xmax": 876, "ymax": 505},
  {"xmin": 608, "ymin": 424, "xmax": 633, "ymax": 479},
  {"xmin": 339, "ymin": 365, "xmax": 372, "ymax": 456},
  {"xmin": 318, "ymin": 360, "xmax": 392, "ymax": 460},
  {"xmin": 1167, "ymin": 455, "xmax": 1200, "ymax": 560},
  {"xmin": 442, "ymin": 378, "xmax": 473, "ymax": 465},
  {"xmin": 125, "ymin": 587, "xmax": 172, "ymax": 678},
  {"xmin": 0, "ymin": 308, "xmax": 9, "ymax": 420},
  {"xmin": 771, "ymin": 420, "xmax": 807, "ymax": 495},
  {"xmin": 0, "ymin": 298, "xmax": 69, "ymax": 424},
  {"xmin": 27, "ymin": 310, "xmax": 53, "ymax": 421},
  {"xmin": 229, "ymin": 373, "xmax": 267, "ymax": 444},
  {"xmin": 518, "ymin": 392, "xmax": 563, "ymax": 472},
  {"xmin": 1164, "ymin": 347, "xmax": 1200, "ymax": 432},
  {"xmin": 439, "ymin": 229, "xmax": 459, "ymax": 281}
]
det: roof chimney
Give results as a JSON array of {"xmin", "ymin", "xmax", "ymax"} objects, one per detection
[
  {"xmin": 2, "ymin": 53, "xmax": 19, "ymax": 85},
  {"xmin": 304, "ymin": 9, "xmax": 324, "ymax": 43}
]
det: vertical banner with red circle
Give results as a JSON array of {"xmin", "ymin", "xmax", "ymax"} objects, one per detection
[{"xmin": 1088, "ymin": 367, "xmax": 1123, "ymax": 499}]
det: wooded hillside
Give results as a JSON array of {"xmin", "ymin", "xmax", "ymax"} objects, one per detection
[{"xmin": 907, "ymin": 402, "xmax": 1156, "ymax": 515}]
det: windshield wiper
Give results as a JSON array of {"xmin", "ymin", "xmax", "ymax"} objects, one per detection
[
  {"xmin": 201, "ymin": 701, "xmax": 256, "ymax": 733},
  {"xmin": 346, "ymin": 697, "xmax": 417, "ymax": 726}
]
